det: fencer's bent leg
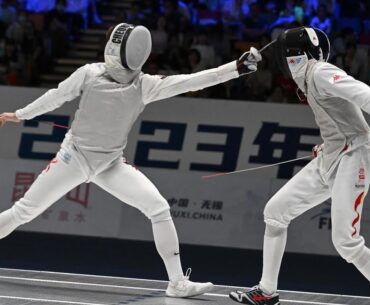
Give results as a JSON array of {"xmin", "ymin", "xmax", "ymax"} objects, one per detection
[
  {"xmin": 330, "ymin": 148, "xmax": 370, "ymax": 281},
  {"xmin": 0, "ymin": 148, "xmax": 87, "ymax": 239},
  {"xmin": 260, "ymin": 158, "xmax": 330, "ymax": 294},
  {"xmin": 91, "ymin": 160, "xmax": 184, "ymax": 281}
]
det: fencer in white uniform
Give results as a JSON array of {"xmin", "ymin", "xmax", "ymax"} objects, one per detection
[
  {"xmin": 0, "ymin": 23, "xmax": 261, "ymax": 298},
  {"xmin": 230, "ymin": 27, "xmax": 370, "ymax": 305}
]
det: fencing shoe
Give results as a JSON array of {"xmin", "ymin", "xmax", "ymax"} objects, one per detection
[
  {"xmin": 166, "ymin": 268, "xmax": 213, "ymax": 298},
  {"xmin": 229, "ymin": 285, "xmax": 280, "ymax": 305}
]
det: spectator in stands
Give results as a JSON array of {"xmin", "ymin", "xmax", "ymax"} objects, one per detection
[
  {"xmin": 191, "ymin": 32, "xmax": 216, "ymax": 68},
  {"xmin": 331, "ymin": 27, "xmax": 352, "ymax": 58},
  {"xmin": 360, "ymin": 19, "xmax": 370, "ymax": 45},
  {"xmin": 177, "ymin": 0, "xmax": 191, "ymax": 21},
  {"xmin": 0, "ymin": 0, "xmax": 369, "ymax": 97},
  {"xmin": 25, "ymin": 0, "xmax": 56, "ymax": 13},
  {"xmin": 262, "ymin": 1, "xmax": 279, "ymax": 25},
  {"xmin": 334, "ymin": 42, "xmax": 369, "ymax": 83},
  {"xmin": 0, "ymin": 37, "xmax": 5, "ymax": 64},
  {"xmin": 151, "ymin": 15, "xmax": 168, "ymax": 58},
  {"xmin": 126, "ymin": 1, "xmax": 144, "ymax": 25},
  {"xmin": 46, "ymin": 0, "xmax": 68, "ymax": 28},
  {"xmin": 187, "ymin": 48, "xmax": 205, "ymax": 73},
  {"xmin": 269, "ymin": 0, "xmax": 295, "ymax": 29},
  {"xmin": 339, "ymin": 0, "xmax": 362, "ymax": 17},
  {"xmin": 294, "ymin": 0, "xmax": 305, "ymax": 24},
  {"xmin": 6, "ymin": 9, "xmax": 30, "ymax": 45},
  {"xmin": 89, "ymin": 0, "xmax": 101, "ymax": 24},
  {"xmin": 164, "ymin": 35, "xmax": 188, "ymax": 73},
  {"xmin": 64, "ymin": 0, "xmax": 86, "ymax": 31},
  {"xmin": 243, "ymin": 3, "xmax": 267, "ymax": 42},
  {"xmin": 141, "ymin": 0, "xmax": 160, "ymax": 28},
  {"xmin": 195, "ymin": 2, "xmax": 221, "ymax": 26},
  {"xmin": 21, "ymin": 21, "xmax": 43, "ymax": 85},
  {"xmin": 163, "ymin": 0, "xmax": 182, "ymax": 34},
  {"xmin": 221, "ymin": 0, "xmax": 250, "ymax": 27},
  {"xmin": 0, "ymin": 0, "xmax": 17, "ymax": 25},
  {"xmin": 305, "ymin": 0, "xmax": 337, "ymax": 16},
  {"xmin": 48, "ymin": 1, "xmax": 69, "ymax": 57},
  {"xmin": 65, "ymin": 0, "xmax": 101, "ymax": 29},
  {"xmin": 310, "ymin": 4, "xmax": 332, "ymax": 34},
  {"xmin": 3, "ymin": 40, "xmax": 21, "ymax": 85}
]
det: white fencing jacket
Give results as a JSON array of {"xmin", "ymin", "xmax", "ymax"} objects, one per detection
[
  {"xmin": 15, "ymin": 62, "xmax": 239, "ymax": 170},
  {"xmin": 297, "ymin": 60, "xmax": 370, "ymax": 174}
]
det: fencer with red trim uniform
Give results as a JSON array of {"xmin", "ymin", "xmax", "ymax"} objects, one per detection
[
  {"xmin": 0, "ymin": 23, "xmax": 261, "ymax": 298},
  {"xmin": 230, "ymin": 27, "xmax": 370, "ymax": 305}
]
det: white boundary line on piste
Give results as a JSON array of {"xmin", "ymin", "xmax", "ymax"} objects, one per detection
[
  {"xmin": 0, "ymin": 295, "xmax": 107, "ymax": 305},
  {"xmin": 0, "ymin": 275, "xmax": 356, "ymax": 305},
  {"xmin": 0, "ymin": 295, "xmax": 353, "ymax": 305},
  {"xmin": 1, "ymin": 267, "xmax": 369, "ymax": 300}
]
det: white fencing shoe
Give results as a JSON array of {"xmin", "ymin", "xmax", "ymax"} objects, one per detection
[{"xmin": 166, "ymin": 268, "xmax": 214, "ymax": 298}]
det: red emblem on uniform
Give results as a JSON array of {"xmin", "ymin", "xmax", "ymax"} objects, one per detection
[
  {"xmin": 289, "ymin": 59, "xmax": 295, "ymax": 64},
  {"xmin": 333, "ymin": 74, "xmax": 340, "ymax": 82}
]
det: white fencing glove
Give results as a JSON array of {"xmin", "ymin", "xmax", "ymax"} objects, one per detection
[{"xmin": 237, "ymin": 47, "xmax": 262, "ymax": 76}]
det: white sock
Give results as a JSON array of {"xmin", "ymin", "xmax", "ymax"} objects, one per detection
[
  {"xmin": 152, "ymin": 218, "xmax": 184, "ymax": 282},
  {"xmin": 259, "ymin": 223, "xmax": 287, "ymax": 295},
  {"xmin": 0, "ymin": 208, "xmax": 21, "ymax": 239}
]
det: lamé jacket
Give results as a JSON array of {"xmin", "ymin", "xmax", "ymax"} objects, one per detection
[
  {"xmin": 15, "ymin": 62, "xmax": 239, "ymax": 172},
  {"xmin": 294, "ymin": 59, "xmax": 370, "ymax": 175}
]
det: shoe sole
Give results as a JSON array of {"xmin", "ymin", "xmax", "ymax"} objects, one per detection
[
  {"xmin": 166, "ymin": 284, "xmax": 214, "ymax": 298},
  {"xmin": 229, "ymin": 292, "xmax": 280, "ymax": 305},
  {"xmin": 229, "ymin": 292, "xmax": 247, "ymax": 304}
]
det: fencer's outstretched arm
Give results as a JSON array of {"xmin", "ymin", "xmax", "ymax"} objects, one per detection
[
  {"xmin": 141, "ymin": 48, "xmax": 261, "ymax": 104},
  {"xmin": 141, "ymin": 61, "xmax": 239, "ymax": 104},
  {"xmin": 15, "ymin": 65, "xmax": 89, "ymax": 120},
  {"xmin": 314, "ymin": 64, "xmax": 370, "ymax": 113}
]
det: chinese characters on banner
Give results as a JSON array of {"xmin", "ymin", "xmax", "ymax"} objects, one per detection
[
  {"xmin": 168, "ymin": 197, "xmax": 224, "ymax": 221},
  {"xmin": 12, "ymin": 172, "xmax": 90, "ymax": 224}
]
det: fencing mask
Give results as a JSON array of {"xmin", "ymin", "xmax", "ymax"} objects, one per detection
[
  {"xmin": 104, "ymin": 23, "xmax": 152, "ymax": 83},
  {"xmin": 274, "ymin": 26, "xmax": 330, "ymax": 79}
]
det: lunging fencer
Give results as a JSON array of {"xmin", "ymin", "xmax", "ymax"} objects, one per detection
[
  {"xmin": 0, "ymin": 23, "xmax": 261, "ymax": 297},
  {"xmin": 230, "ymin": 27, "xmax": 370, "ymax": 305}
]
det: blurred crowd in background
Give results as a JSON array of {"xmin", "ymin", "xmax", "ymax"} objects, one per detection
[
  {"xmin": 0, "ymin": 0, "xmax": 102, "ymax": 86},
  {"xmin": 1, "ymin": 0, "xmax": 370, "ymax": 103}
]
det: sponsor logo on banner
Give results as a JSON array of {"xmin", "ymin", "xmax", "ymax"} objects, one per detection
[{"xmin": 168, "ymin": 197, "xmax": 223, "ymax": 221}]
